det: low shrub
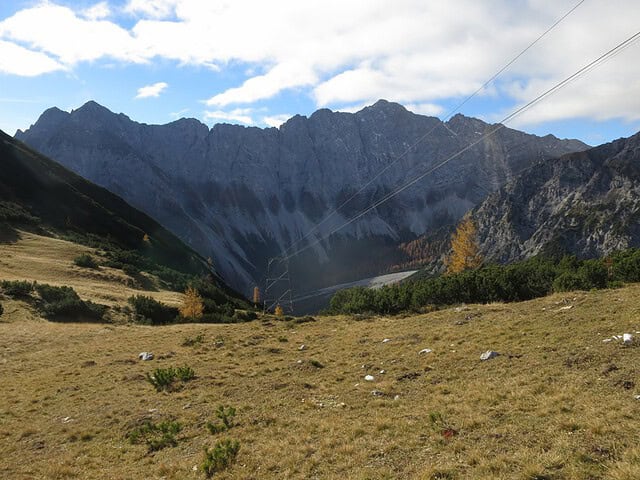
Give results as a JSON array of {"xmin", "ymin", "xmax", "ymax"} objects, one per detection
[
  {"xmin": 1, "ymin": 280, "xmax": 34, "ymax": 297},
  {"xmin": 34, "ymin": 284, "xmax": 107, "ymax": 321},
  {"xmin": 206, "ymin": 405, "xmax": 236, "ymax": 434},
  {"xmin": 128, "ymin": 295, "xmax": 178, "ymax": 325},
  {"xmin": 232, "ymin": 310, "xmax": 258, "ymax": 322},
  {"xmin": 202, "ymin": 440, "xmax": 240, "ymax": 477},
  {"xmin": 122, "ymin": 264, "xmax": 139, "ymax": 277},
  {"xmin": 146, "ymin": 366, "xmax": 196, "ymax": 392},
  {"xmin": 199, "ymin": 312, "xmax": 235, "ymax": 324},
  {"xmin": 73, "ymin": 254, "xmax": 99, "ymax": 269},
  {"xmin": 126, "ymin": 420, "xmax": 182, "ymax": 452},
  {"xmin": 175, "ymin": 365, "xmax": 195, "ymax": 382},
  {"xmin": 181, "ymin": 333, "xmax": 205, "ymax": 347}
]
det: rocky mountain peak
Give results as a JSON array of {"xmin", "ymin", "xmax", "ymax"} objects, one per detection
[{"xmin": 16, "ymin": 100, "xmax": 589, "ymax": 296}]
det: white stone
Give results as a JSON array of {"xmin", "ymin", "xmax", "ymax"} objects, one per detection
[
  {"xmin": 623, "ymin": 333, "xmax": 633, "ymax": 345},
  {"xmin": 298, "ymin": 344, "xmax": 306, "ymax": 350},
  {"xmin": 480, "ymin": 350, "xmax": 499, "ymax": 361},
  {"xmin": 138, "ymin": 352, "xmax": 153, "ymax": 361},
  {"xmin": 418, "ymin": 348, "xmax": 433, "ymax": 355},
  {"xmin": 364, "ymin": 375, "xmax": 375, "ymax": 381},
  {"xmin": 379, "ymin": 370, "xmax": 385, "ymax": 374},
  {"xmin": 382, "ymin": 338, "xmax": 391, "ymax": 343}
]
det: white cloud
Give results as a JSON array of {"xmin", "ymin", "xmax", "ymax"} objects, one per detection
[
  {"xmin": 0, "ymin": 40, "xmax": 64, "ymax": 76},
  {"xmin": 263, "ymin": 114, "xmax": 291, "ymax": 128},
  {"xmin": 0, "ymin": 3, "xmax": 142, "ymax": 65},
  {"xmin": 124, "ymin": 0, "xmax": 178, "ymax": 19},
  {"xmin": 135, "ymin": 82, "xmax": 168, "ymax": 99},
  {"xmin": 205, "ymin": 63, "xmax": 317, "ymax": 107},
  {"xmin": 82, "ymin": 2, "xmax": 111, "ymax": 21},
  {"xmin": 170, "ymin": 108, "xmax": 190, "ymax": 119},
  {"xmin": 494, "ymin": 45, "xmax": 640, "ymax": 127},
  {"xmin": 1, "ymin": 0, "xmax": 640, "ymax": 126},
  {"xmin": 405, "ymin": 103, "xmax": 445, "ymax": 117},
  {"xmin": 204, "ymin": 108, "xmax": 255, "ymax": 125}
]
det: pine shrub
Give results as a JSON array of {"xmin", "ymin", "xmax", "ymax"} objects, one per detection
[{"xmin": 202, "ymin": 440, "xmax": 240, "ymax": 477}]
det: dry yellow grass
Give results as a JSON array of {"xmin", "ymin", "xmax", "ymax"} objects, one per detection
[
  {"xmin": 1, "ymin": 285, "xmax": 640, "ymax": 479},
  {"xmin": 1, "ymin": 231, "xmax": 640, "ymax": 478},
  {"xmin": 0, "ymin": 230, "xmax": 183, "ymax": 307}
]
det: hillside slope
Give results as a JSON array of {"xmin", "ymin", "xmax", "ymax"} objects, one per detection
[
  {"xmin": 0, "ymin": 129, "xmax": 247, "ymax": 306},
  {"xmin": 16, "ymin": 100, "xmax": 587, "ymax": 295},
  {"xmin": 474, "ymin": 130, "xmax": 640, "ymax": 263},
  {"xmin": 0, "ymin": 231, "xmax": 184, "ymax": 309},
  {"xmin": 1, "ymin": 285, "xmax": 639, "ymax": 479}
]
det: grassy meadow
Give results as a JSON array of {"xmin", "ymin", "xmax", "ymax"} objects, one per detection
[{"xmin": 1, "ymin": 232, "xmax": 640, "ymax": 479}]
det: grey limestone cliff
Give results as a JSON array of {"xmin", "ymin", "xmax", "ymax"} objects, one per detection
[
  {"xmin": 16, "ymin": 100, "xmax": 587, "ymax": 295},
  {"xmin": 474, "ymin": 131, "xmax": 640, "ymax": 262}
]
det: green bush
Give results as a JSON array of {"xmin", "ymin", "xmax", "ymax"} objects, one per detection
[
  {"xmin": 126, "ymin": 420, "xmax": 182, "ymax": 452},
  {"xmin": 206, "ymin": 405, "xmax": 236, "ymax": 434},
  {"xmin": 73, "ymin": 253, "xmax": 99, "ymax": 269},
  {"xmin": 34, "ymin": 284, "xmax": 107, "ymax": 321},
  {"xmin": 122, "ymin": 264, "xmax": 139, "ymax": 277},
  {"xmin": 146, "ymin": 366, "xmax": 196, "ymax": 392},
  {"xmin": 553, "ymin": 272, "xmax": 587, "ymax": 292},
  {"xmin": 1, "ymin": 280, "xmax": 34, "ymax": 297},
  {"xmin": 232, "ymin": 310, "xmax": 258, "ymax": 322},
  {"xmin": 181, "ymin": 333, "xmax": 205, "ymax": 347},
  {"xmin": 199, "ymin": 312, "xmax": 235, "ymax": 324},
  {"xmin": 202, "ymin": 440, "xmax": 240, "ymax": 477},
  {"xmin": 0, "ymin": 201, "xmax": 38, "ymax": 223},
  {"xmin": 329, "ymin": 253, "xmax": 625, "ymax": 315},
  {"xmin": 128, "ymin": 295, "xmax": 178, "ymax": 325},
  {"xmin": 175, "ymin": 365, "xmax": 195, "ymax": 382}
]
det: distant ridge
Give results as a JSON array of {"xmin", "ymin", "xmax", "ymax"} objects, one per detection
[
  {"xmin": 16, "ymin": 100, "xmax": 588, "ymax": 295},
  {"xmin": 0, "ymin": 128, "xmax": 245, "ymax": 303},
  {"xmin": 474, "ymin": 130, "xmax": 640, "ymax": 262}
]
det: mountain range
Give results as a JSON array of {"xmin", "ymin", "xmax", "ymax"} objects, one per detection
[
  {"xmin": 15, "ymin": 100, "xmax": 588, "ymax": 297},
  {"xmin": 475, "ymin": 130, "xmax": 640, "ymax": 262},
  {"xmin": 0, "ymin": 128, "xmax": 245, "ymax": 306}
]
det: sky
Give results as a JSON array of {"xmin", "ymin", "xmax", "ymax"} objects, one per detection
[{"xmin": 0, "ymin": 0, "xmax": 639, "ymax": 146}]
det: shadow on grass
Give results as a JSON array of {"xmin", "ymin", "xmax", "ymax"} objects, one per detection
[{"xmin": 0, "ymin": 224, "xmax": 21, "ymax": 244}]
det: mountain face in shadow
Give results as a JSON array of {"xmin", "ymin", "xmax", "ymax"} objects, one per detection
[{"xmin": 16, "ymin": 100, "xmax": 587, "ymax": 295}]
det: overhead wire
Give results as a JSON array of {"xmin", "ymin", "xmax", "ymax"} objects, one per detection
[
  {"xmin": 279, "ymin": 0, "xmax": 587, "ymax": 258},
  {"xmin": 283, "ymin": 28, "xmax": 640, "ymax": 261}
]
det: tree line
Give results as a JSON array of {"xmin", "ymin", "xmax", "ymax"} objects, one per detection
[{"xmin": 329, "ymin": 215, "xmax": 640, "ymax": 315}]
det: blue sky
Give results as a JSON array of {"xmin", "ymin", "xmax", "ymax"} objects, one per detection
[{"xmin": 1, "ymin": 0, "xmax": 639, "ymax": 146}]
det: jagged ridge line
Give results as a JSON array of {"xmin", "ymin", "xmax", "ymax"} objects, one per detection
[
  {"xmin": 284, "ymin": 29, "xmax": 640, "ymax": 261},
  {"xmin": 278, "ymin": 0, "xmax": 586, "ymax": 259}
]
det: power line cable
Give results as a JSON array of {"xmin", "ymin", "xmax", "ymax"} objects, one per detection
[
  {"xmin": 279, "ymin": 0, "xmax": 586, "ymax": 258},
  {"xmin": 284, "ymin": 29, "xmax": 640, "ymax": 261}
]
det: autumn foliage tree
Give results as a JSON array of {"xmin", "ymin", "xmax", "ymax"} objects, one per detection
[
  {"xmin": 180, "ymin": 286, "xmax": 204, "ymax": 319},
  {"xmin": 445, "ymin": 215, "xmax": 483, "ymax": 274}
]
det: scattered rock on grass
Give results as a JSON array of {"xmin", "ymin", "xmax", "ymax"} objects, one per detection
[
  {"xmin": 418, "ymin": 348, "xmax": 433, "ymax": 355},
  {"xmin": 138, "ymin": 352, "xmax": 153, "ymax": 361},
  {"xmin": 480, "ymin": 351, "xmax": 499, "ymax": 361},
  {"xmin": 364, "ymin": 375, "xmax": 375, "ymax": 381},
  {"xmin": 623, "ymin": 333, "xmax": 633, "ymax": 345}
]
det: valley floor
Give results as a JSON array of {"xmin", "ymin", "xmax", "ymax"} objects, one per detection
[{"xmin": 1, "ymin": 285, "xmax": 640, "ymax": 479}]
